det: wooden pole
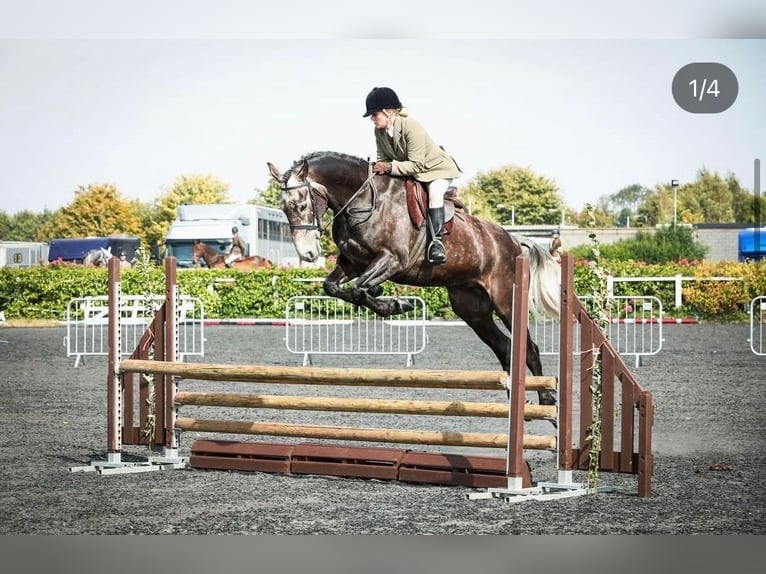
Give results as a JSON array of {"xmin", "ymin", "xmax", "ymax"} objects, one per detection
[
  {"xmin": 107, "ymin": 257, "xmax": 121, "ymax": 456},
  {"xmin": 174, "ymin": 417, "xmax": 557, "ymax": 450},
  {"xmin": 120, "ymin": 360, "xmax": 556, "ymax": 391},
  {"xmin": 175, "ymin": 391, "xmax": 557, "ymax": 420},
  {"xmin": 507, "ymin": 255, "xmax": 530, "ymax": 480}
]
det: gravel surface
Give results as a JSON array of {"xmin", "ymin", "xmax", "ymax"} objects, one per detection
[{"xmin": 0, "ymin": 322, "xmax": 763, "ymax": 534}]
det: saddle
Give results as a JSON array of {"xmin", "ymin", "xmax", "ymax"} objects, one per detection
[{"xmin": 405, "ymin": 178, "xmax": 464, "ymax": 233}]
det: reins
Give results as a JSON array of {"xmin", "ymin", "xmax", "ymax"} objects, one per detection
[{"xmin": 281, "ymin": 171, "xmax": 378, "ymax": 235}]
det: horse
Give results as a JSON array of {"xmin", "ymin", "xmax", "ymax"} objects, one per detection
[
  {"xmin": 82, "ymin": 247, "xmax": 112, "ymax": 267},
  {"xmin": 267, "ymin": 151, "xmax": 562, "ymax": 406},
  {"xmin": 191, "ymin": 240, "xmax": 272, "ymax": 270}
]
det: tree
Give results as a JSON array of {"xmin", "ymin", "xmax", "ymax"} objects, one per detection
[
  {"xmin": 0, "ymin": 211, "xmax": 9, "ymax": 239},
  {"xmin": 13, "ymin": 209, "xmax": 55, "ymax": 241},
  {"xmin": 570, "ymin": 204, "xmax": 614, "ymax": 227},
  {"xmin": 636, "ymin": 169, "xmax": 746, "ymax": 226},
  {"xmin": 460, "ymin": 165, "xmax": 564, "ymax": 225},
  {"xmin": 252, "ymin": 177, "xmax": 282, "ymax": 208},
  {"xmin": 36, "ymin": 183, "xmax": 143, "ymax": 241},
  {"xmin": 611, "ymin": 183, "xmax": 651, "ymax": 215},
  {"xmin": 682, "ymin": 168, "xmax": 734, "ymax": 223},
  {"xmin": 727, "ymin": 173, "xmax": 765, "ymax": 223},
  {"xmin": 145, "ymin": 174, "xmax": 232, "ymax": 252}
]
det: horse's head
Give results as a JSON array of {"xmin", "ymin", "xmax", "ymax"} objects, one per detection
[
  {"xmin": 191, "ymin": 240, "xmax": 203, "ymax": 266},
  {"xmin": 83, "ymin": 247, "xmax": 112, "ymax": 267},
  {"xmin": 267, "ymin": 159, "xmax": 326, "ymax": 263}
]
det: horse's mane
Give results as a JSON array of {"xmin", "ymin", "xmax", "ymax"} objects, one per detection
[{"xmin": 291, "ymin": 151, "xmax": 368, "ymax": 170}]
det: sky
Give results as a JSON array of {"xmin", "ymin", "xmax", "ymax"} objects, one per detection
[{"xmin": 0, "ymin": 1, "xmax": 764, "ymax": 217}]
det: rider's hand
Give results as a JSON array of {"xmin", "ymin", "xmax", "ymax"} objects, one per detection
[{"xmin": 372, "ymin": 162, "xmax": 392, "ymax": 175}]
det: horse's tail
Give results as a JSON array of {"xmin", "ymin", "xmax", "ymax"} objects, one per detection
[{"xmin": 519, "ymin": 236, "xmax": 561, "ymax": 318}]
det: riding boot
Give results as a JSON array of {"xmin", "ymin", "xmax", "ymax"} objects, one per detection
[{"xmin": 427, "ymin": 207, "xmax": 447, "ymax": 265}]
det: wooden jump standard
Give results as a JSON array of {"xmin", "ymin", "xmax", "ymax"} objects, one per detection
[{"xmin": 77, "ymin": 253, "xmax": 652, "ymax": 499}]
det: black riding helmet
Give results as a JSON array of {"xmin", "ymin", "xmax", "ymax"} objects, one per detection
[
  {"xmin": 232, "ymin": 226, "xmax": 238, "ymax": 234},
  {"xmin": 363, "ymin": 87, "xmax": 403, "ymax": 117}
]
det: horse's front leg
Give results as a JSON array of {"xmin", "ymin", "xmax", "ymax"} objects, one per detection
[{"xmin": 323, "ymin": 255, "xmax": 413, "ymax": 317}]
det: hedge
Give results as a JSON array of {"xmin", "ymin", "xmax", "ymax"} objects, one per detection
[{"xmin": 1, "ymin": 259, "xmax": 764, "ymax": 322}]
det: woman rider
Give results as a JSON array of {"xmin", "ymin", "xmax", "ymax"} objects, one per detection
[{"xmin": 364, "ymin": 87, "xmax": 461, "ymax": 265}]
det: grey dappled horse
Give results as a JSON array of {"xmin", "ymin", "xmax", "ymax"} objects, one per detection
[{"xmin": 268, "ymin": 151, "xmax": 561, "ymax": 405}]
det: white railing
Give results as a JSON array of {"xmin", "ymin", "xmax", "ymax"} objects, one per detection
[
  {"xmin": 285, "ymin": 295, "xmax": 427, "ymax": 367},
  {"xmin": 749, "ymin": 296, "xmax": 766, "ymax": 356},
  {"xmin": 64, "ymin": 294, "xmax": 205, "ymax": 367},
  {"xmin": 531, "ymin": 295, "xmax": 663, "ymax": 367},
  {"xmin": 607, "ymin": 275, "xmax": 742, "ymax": 309}
]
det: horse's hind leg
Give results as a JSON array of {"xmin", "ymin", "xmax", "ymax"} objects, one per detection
[
  {"xmin": 487, "ymin": 283, "xmax": 556, "ymax": 407},
  {"xmin": 447, "ymin": 286, "xmax": 512, "ymax": 373},
  {"xmin": 526, "ymin": 328, "xmax": 556, "ymax": 406}
]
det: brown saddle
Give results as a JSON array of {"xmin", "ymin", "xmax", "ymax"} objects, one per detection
[{"xmin": 405, "ymin": 178, "xmax": 464, "ymax": 233}]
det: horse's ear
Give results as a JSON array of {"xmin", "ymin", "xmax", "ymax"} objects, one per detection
[
  {"xmin": 267, "ymin": 162, "xmax": 282, "ymax": 182},
  {"xmin": 296, "ymin": 159, "xmax": 309, "ymax": 180}
]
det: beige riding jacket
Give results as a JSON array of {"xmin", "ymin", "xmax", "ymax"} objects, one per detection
[{"xmin": 374, "ymin": 113, "xmax": 461, "ymax": 182}]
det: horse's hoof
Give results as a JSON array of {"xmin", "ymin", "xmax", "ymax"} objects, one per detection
[
  {"xmin": 395, "ymin": 299, "xmax": 415, "ymax": 313},
  {"xmin": 367, "ymin": 285, "xmax": 383, "ymax": 297},
  {"xmin": 538, "ymin": 390, "xmax": 557, "ymax": 406}
]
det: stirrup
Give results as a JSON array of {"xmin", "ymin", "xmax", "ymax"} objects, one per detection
[{"xmin": 427, "ymin": 239, "xmax": 447, "ymax": 265}]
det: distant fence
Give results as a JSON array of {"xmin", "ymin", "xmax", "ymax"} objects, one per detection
[
  {"xmin": 607, "ymin": 275, "xmax": 742, "ymax": 309},
  {"xmin": 749, "ymin": 296, "xmax": 766, "ymax": 356},
  {"xmin": 64, "ymin": 294, "xmax": 205, "ymax": 367},
  {"xmin": 285, "ymin": 295, "xmax": 427, "ymax": 367},
  {"xmin": 531, "ymin": 295, "xmax": 663, "ymax": 367}
]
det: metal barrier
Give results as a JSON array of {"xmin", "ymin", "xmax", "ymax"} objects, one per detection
[
  {"xmin": 749, "ymin": 296, "xmax": 766, "ymax": 356},
  {"xmin": 530, "ymin": 295, "xmax": 663, "ymax": 367},
  {"xmin": 285, "ymin": 296, "xmax": 427, "ymax": 367},
  {"xmin": 64, "ymin": 294, "xmax": 205, "ymax": 367}
]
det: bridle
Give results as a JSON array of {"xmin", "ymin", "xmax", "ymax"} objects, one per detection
[
  {"xmin": 279, "ymin": 177, "xmax": 327, "ymax": 233},
  {"xmin": 279, "ymin": 169, "xmax": 378, "ymax": 235}
]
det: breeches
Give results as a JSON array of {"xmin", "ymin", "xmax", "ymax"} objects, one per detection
[{"xmin": 427, "ymin": 179, "xmax": 453, "ymax": 208}]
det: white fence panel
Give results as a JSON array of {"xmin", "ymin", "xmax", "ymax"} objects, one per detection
[
  {"xmin": 749, "ymin": 296, "xmax": 766, "ymax": 356},
  {"xmin": 531, "ymin": 295, "xmax": 663, "ymax": 367},
  {"xmin": 285, "ymin": 296, "xmax": 427, "ymax": 367},
  {"xmin": 64, "ymin": 295, "xmax": 205, "ymax": 367}
]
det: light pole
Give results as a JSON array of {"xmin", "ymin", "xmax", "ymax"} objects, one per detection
[
  {"xmin": 497, "ymin": 204, "xmax": 515, "ymax": 226},
  {"xmin": 671, "ymin": 179, "xmax": 679, "ymax": 228},
  {"xmin": 548, "ymin": 207, "xmax": 565, "ymax": 227}
]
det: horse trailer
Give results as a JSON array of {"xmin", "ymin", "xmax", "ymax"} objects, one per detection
[
  {"xmin": 0, "ymin": 241, "xmax": 49, "ymax": 267},
  {"xmin": 164, "ymin": 204, "xmax": 301, "ymax": 268},
  {"xmin": 48, "ymin": 237, "xmax": 140, "ymax": 264}
]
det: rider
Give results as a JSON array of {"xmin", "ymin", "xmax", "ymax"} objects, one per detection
[
  {"xmin": 118, "ymin": 250, "xmax": 132, "ymax": 269},
  {"xmin": 364, "ymin": 87, "xmax": 461, "ymax": 265},
  {"xmin": 224, "ymin": 226, "xmax": 247, "ymax": 267},
  {"xmin": 549, "ymin": 229, "xmax": 563, "ymax": 263}
]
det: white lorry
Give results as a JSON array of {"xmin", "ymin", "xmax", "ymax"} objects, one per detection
[
  {"xmin": 163, "ymin": 204, "xmax": 301, "ymax": 268},
  {"xmin": 0, "ymin": 241, "xmax": 49, "ymax": 267}
]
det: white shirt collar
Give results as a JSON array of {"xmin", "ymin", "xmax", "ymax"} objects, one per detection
[{"xmin": 386, "ymin": 115, "xmax": 396, "ymax": 138}]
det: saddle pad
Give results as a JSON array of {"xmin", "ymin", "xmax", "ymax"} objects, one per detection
[{"xmin": 405, "ymin": 179, "xmax": 458, "ymax": 233}]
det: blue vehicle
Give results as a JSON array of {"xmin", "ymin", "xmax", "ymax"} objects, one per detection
[
  {"xmin": 48, "ymin": 236, "xmax": 140, "ymax": 264},
  {"xmin": 737, "ymin": 227, "xmax": 766, "ymax": 262}
]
